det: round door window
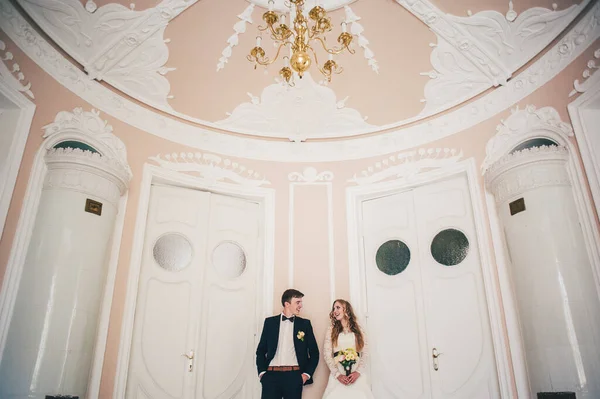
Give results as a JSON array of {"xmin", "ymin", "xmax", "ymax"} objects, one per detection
[
  {"xmin": 213, "ymin": 241, "xmax": 247, "ymax": 279},
  {"xmin": 153, "ymin": 233, "xmax": 193, "ymax": 272},
  {"xmin": 375, "ymin": 240, "xmax": 411, "ymax": 276},
  {"xmin": 430, "ymin": 228, "xmax": 469, "ymax": 266}
]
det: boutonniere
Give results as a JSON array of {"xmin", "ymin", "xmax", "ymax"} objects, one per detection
[{"xmin": 297, "ymin": 331, "xmax": 305, "ymax": 341}]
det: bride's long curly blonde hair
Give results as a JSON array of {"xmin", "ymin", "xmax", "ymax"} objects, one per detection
[{"xmin": 329, "ymin": 299, "xmax": 364, "ymax": 352}]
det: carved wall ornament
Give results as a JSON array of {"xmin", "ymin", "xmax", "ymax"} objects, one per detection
[
  {"xmin": 570, "ymin": 48, "xmax": 600, "ymax": 97},
  {"xmin": 413, "ymin": 0, "xmax": 590, "ymax": 116},
  {"xmin": 348, "ymin": 148, "xmax": 463, "ymax": 185},
  {"xmin": 485, "ymin": 145, "xmax": 571, "ymax": 204},
  {"xmin": 0, "ymin": 39, "xmax": 33, "ymax": 99},
  {"xmin": 216, "ymin": 72, "xmax": 372, "ymax": 141},
  {"xmin": 288, "ymin": 167, "xmax": 334, "ymax": 183},
  {"xmin": 1, "ymin": 0, "xmax": 598, "ymax": 160},
  {"xmin": 217, "ymin": 3, "xmax": 255, "ymax": 72},
  {"xmin": 16, "ymin": 0, "xmax": 190, "ymax": 110},
  {"xmin": 481, "ymin": 105, "xmax": 573, "ymax": 174},
  {"xmin": 344, "ymin": 5, "xmax": 378, "ymax": 74},
  {"xmin": 42, "ymin": 107, "xmax": 133, "ymax": 185},
  {"xmin": 149, "ymin": 152, "xmax": 271, "ymax": 187}
]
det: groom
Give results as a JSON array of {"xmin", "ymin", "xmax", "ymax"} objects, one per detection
[{"xmin": 256, "ymin": 289, "xmax": 319, "ymax": 399}]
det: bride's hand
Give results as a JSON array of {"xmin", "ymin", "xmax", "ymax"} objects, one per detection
[
  {"xmin": 347, "ymin": 372, "xmax": 361, "ymax": 384},
  {"xmin": 337, "ymin": 375, "xmax": 350, "ymax": 385}
]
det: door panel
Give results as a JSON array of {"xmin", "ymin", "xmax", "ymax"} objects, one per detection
[
  {"xmin": 414, "ymin": 176, "xmax": 500, "ymax": 398},
  {"xmin": 126, "ymin": 185, "xmax": 210, "ymax": 399},
  {"xmin": 362, "ymin": 175, "xmax": 501, "ymax": 399},
  {"xmin": 362, "ymin": 191, "xmax": 431, "ymax": 399},
  {"xmin": 196, "ymin": 193, "xmax": 260, "ymax": 399}
]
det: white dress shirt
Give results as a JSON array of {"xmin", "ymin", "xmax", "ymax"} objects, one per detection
[
  {"xmin": 269, "ymin": 314, "xmax": 300, "ymax": 368},
  {"xmin": 259, "ymin": 314, "xmax": 310, "ymax": 379}
]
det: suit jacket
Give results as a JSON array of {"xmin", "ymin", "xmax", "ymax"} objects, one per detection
[{"xmin": 256, "ymin": 315, "xmax": 319, "ymax": 385}]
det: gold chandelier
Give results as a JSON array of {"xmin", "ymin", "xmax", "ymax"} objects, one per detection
[{"xmin": 247, "ymin": 0, "xmax": 354, "ymax": 84}]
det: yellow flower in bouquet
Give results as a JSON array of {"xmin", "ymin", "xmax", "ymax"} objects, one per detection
[{"xmin": 336, "ymin": 348, "xmax": 359, "ymax": 376}]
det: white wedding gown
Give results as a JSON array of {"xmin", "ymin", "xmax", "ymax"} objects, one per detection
[{"xmin": 322, "ymin": 326, "xmax": 375, "ymax": 399}]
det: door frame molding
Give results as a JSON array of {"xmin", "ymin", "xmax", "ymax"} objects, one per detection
[
  {"xmin": 346, "ymin": 158, "xmax": 515, "ymax": 398},
  {"xmin": 113, "ymin": 163, "xmax": 275, "ymax": 398},
  {"xmin": 0, "ymin": 78, "xmax": 35, "ymax": 240}
]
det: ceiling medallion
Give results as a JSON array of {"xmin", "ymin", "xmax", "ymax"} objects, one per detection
[{"xmin": 247, "ymin": 0, "xmax": 355, "ymax": 85}]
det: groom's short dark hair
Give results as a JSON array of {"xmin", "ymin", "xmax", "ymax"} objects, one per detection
[{"xmin": 281, "ymin": 289, "xmax": 304, "ymax": 306}]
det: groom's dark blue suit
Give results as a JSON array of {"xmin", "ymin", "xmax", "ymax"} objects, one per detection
[{"xmin": 256, "ymin": 315, "xmax": 319, "ymax": 398}]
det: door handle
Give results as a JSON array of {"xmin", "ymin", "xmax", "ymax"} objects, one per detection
[
  {"xmin": 182, "ymin": 350, "xmax": 194, "ymax": 372},
  {"xmin": 432, "ymin": 347, "xmax": 442, "ymax": 371}
]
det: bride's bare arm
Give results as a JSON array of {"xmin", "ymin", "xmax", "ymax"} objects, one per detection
[{"xmin": 323, "ymin": 325, "xmax": 341, "ymax": 378}]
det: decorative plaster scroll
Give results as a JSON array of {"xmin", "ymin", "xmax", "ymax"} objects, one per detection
[
  {"xmin": 570, "ymin": 48, "xmax": 600, "ymax": 97},
  {"xmin": 1, "ymin": 0, "xmax": 598, "ymax": 161},
  {"xmin": 414, "ymin": 0, "xmax": 590, "ymax": 116},
  {"xmin": 16, "ymin": 0, "xmax": 192, "ymax": 109},
  {"xmin": 216, "ymin": 72, "xmax": 372, "ymax": 141},
  {"xmin": 288, "ymin": 167, "xmax": 334, "ymax": 182},
  {"xmin": 149, "ymin": 152, "xmax": 271, "ymax": 187},
  {"xmin": 486, "ymin": 145, "xmax": 571, "ymax": 204},
  {"xmin": 217, "ymin": 4, "xmax": 254, "ymax": 72},
  {"xmin": 348, "ymin": 148, "xmax": 463, "ymax": 185},
  {"xmin": 344, "ymin": 6, "xmax": 378, "ymax": 73},
  {"xmin": 449, "ymin": 2, "xmax": 587, "ymax": 72},
  {"xmin": 420, "ymin": 38, "xmax": 490, "ymax": 115},
  {"xmin": 0, "ymin": 39, "xmax": 33, "ymax": 99},
  {"xmin": 43, "ymin": 107, "xmax": 133, "ymax": 184},
  {"xmin": 482, "ymin": 105, "xmax": 573, "ymax": 173}
]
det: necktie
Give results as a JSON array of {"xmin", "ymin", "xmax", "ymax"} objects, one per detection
[{"xmin": 282, "ymin": 315, "xmax": 295, "ymax": 322}]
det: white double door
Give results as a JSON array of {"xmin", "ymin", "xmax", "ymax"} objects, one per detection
[
  {"xmin": 126, "ymin": 184, "xmax": 262, "ymax": 399},
  {"xmin": 362, "ymin": 175, "xmax": 500, "ymax": 398}
]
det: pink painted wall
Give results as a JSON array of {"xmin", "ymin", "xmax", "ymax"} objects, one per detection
[{"xmin": 0, "ymin": 24, "xmax": 599, "ymax": 399}]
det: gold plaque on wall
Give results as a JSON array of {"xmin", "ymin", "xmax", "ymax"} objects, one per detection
[
  {"xmin": 509, "ymin": 198, "xmax": 526, "ymax": 216},
  {"xmin": 85, "ymin": 198, "xmax": 103, "ymax": 216}
]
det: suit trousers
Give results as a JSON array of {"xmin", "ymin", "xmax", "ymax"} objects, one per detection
[{"xmin": 260, "ymin": 370, "xmax": 303, "ymax": 399}]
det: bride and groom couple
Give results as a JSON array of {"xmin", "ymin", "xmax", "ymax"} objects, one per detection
[{"xmin": 256, "ymin": 289, "xmax": 374, "ymax": 399}]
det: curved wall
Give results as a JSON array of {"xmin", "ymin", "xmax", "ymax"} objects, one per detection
[{"xmin": 0, "ymin": 18, "xmax": 599, "ymax": 399}]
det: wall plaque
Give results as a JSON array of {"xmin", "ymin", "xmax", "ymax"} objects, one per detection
[
  {"xmin": 509, "ymin": 198, "xmax": 526, "ymax": 216},
  {"xmin": 85, "ymin": 198, "xmax": 102, "ymax": 216}
]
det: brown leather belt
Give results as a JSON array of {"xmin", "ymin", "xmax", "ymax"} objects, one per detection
[{"xmin": 267, "ymin": 366, "xmax": 300, "ymax": 372}]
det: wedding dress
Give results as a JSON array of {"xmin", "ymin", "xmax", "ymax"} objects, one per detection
[{"xmin": 322, "ymin": 325, "xmax": 375, "ymax": 399}]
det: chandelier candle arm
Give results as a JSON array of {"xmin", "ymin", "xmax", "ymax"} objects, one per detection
[{"xmin": 247, "ymin": 0, "xmax": 354, "ymax": 84}]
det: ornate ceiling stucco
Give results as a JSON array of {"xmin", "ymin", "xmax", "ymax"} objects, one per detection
[
  {"xmin": 1, "ymin": 0, "xmax": 598, "ymax": 161},
  {"xmin": 9, "ymin": 0, "xmax": 590, "ymax": 140}
]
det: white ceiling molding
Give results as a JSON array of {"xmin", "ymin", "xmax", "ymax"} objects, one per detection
[
  {"xmin": 0, "ymin": 39, "xmax": 33, "ymax": 99},
  {"xmin": 215, "ymin": 72, "xmax": 372, "ymax": 141},
  {"xmin": 16, "ymin": 0, "xmax": 196, "ymax": 110},
  {"xmin": 344, "ymin": 5, "xmax": 378, "ymax": 74},
  {"xmin": 149, "ymin": 152, "xmax": 271, "ymax": 187},
  {"xmin": 1, "ymin": 0, "xmax": 598, "ymax": 162},
  {"xmin": 348, "ymin": 148, "xmax": 463, "ymax": 185},
  {"xmin": 217, "ymin": 3, "xmax": 255, "ymax": 72},
  {"xmin": 408, "ymin": 0, "xmax": 591, "ymax": 116},
  {"xmin": 288, "ymin": 167, "xmax": 334, "ymax": 182},
  {"xmin": 570, "ymin": 48, "xmax": 600, "ymax": 97},
  {"xmin": 481, "ymin": 105, "xmax": 574, "ymax": 173}
]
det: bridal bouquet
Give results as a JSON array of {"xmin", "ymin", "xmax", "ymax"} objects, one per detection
[{"xmin": 335, "ymin": 348, "xmax": 359, "ymax": 376}]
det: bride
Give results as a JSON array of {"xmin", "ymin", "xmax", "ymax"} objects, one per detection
[{"xmin": 322, "ymin": 299, "xmax": 374, "ymax": 399}]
